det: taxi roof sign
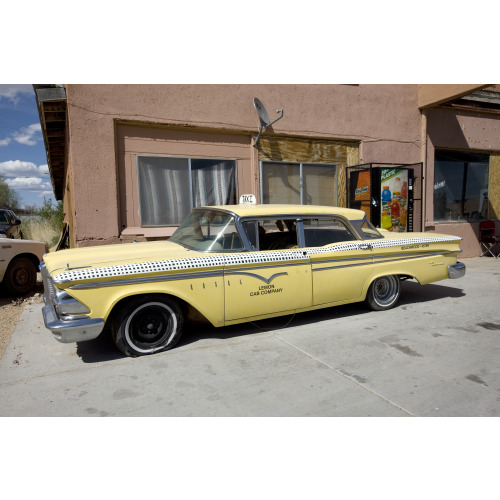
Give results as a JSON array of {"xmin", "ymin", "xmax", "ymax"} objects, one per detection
[{"xmin": 239, "ymin": 194, "xmax": 257, "ymax": 205}]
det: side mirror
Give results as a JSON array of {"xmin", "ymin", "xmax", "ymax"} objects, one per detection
[{"xmin": 14, "ymin": 218, "xmax": 22, "ymax": 225}]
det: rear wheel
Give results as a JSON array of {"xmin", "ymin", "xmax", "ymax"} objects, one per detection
[
  {"xmin": 112, "ymin": 295, "xmax": 184, "ymax": 357},
  {"xmin": 4, "ymin": 257, "xmax": 37, "ymax": 295},
  {"xmin": 366, "ymin": 275, "xmax": 400, "ymax": 311}
]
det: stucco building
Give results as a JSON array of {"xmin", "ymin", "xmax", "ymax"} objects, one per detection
[{"xmin": 34, "ymin": 84, "xmax": 500, "ymax": 257}]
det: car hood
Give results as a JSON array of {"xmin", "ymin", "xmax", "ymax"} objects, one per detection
[{"xmin": 43, "ymin": 240, "xmax": 201, "ymax": 277}]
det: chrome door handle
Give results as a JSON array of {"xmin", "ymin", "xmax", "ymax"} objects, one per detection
[{"xmin": 358, "ymin": 243, "xmax": 372, "ymax": 250}]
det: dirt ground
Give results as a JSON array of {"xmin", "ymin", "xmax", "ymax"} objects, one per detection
[{"xmin": 0, "ymin": 276, "xmax": 44, "ymax": 360}]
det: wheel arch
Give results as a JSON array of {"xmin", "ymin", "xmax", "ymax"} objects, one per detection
[
  {"xmin": 8, "ymin": 252, "xmax": 42, "ymax": 270},
  {"xmin": 362, "ymin": 271, "xmax": 415, "ymax": 300},
  {"xmin": 104, "ymin": 291, "xmax": 210, "ymax": 330}
]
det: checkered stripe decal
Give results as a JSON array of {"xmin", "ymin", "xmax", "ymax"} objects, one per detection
[
  {"xmin": 53, "ymin": 236, "xmax": 461, "ymax": 284},
  {"xmin": 308, "ymin": 235, "xmax": 461, "ymax": 255},
  {"xmin": 53, "ymin": 250, "xmax": 308, "ymax": 283}
]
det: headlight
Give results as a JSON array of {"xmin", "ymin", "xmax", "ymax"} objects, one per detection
[{"xmin": 54, "ymin": 290, "xmax": 90, "ymax": 316}]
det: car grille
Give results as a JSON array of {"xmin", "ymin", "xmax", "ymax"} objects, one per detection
[{"xmin": 40, "ymin": 262, "xmax": 57, "ymax": 306}]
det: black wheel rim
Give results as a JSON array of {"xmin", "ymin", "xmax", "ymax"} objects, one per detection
[{"xmin": 125, "ymin": 302, "xmax": 176, "ymax": 353}]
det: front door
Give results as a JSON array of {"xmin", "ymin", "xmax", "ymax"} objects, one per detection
[{"xmin": 224, "ymin": 217, "xmax": 312, "ymax": 322}]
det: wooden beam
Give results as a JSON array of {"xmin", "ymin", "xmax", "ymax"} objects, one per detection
[{"xmin": 43, "ymin": 111, "xmax": 66, "ymax": 122}]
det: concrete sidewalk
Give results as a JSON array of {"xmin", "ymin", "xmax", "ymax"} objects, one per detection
[{"xmin": 1, "ymin": 257, "xmax": 499, "ymax": 416}]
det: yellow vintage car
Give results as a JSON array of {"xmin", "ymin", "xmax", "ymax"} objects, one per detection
[{"xmin": 41, "ymin": 202, "xmax": 465, "ymax": 357}]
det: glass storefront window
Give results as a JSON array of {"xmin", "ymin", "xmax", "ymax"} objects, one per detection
[
  {"xmin": 261, "ymin": 162, "xmax": 337, "ymax": 206},
  {"xmin": 433, "ymin": 150, "xmax": 489, "ymax": 222}
]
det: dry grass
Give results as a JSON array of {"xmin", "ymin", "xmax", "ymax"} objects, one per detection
[{"xmin": 21, "ymin": 216, "xmax": 61, "ymax": 249}]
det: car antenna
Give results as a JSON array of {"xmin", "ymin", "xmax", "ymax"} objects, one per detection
[{"xmin": 253, "ymin": 98, "xmax": 283, "ymax": 149}]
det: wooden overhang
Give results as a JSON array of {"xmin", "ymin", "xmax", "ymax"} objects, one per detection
[
  {"xmin": 33, "ymin": 85, "xmax": 67, "ymax": 200},
  {"xmin": 418, "ymin": 84, "xmax": 491, "ymax": 109}
]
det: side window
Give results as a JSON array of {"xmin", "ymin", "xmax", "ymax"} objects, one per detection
[
  {"xmin": 303, "ymin": 218, "xmax": 357, "ymax": 247},
  {"xmin": 0, "ymin": 212, "xmax": 9, "ymax": 225},
  {"xmin": 242, "ymin": 218, "xmax": 299, "ymax": 250}
]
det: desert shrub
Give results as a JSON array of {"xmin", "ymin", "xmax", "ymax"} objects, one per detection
[
  {"xmin": 0, "ymin": 175, "xmax": 21, "ymax": 210},
  {"xmin": 21, "ymin": 199, "xmax": 64, "ymax": 249}
]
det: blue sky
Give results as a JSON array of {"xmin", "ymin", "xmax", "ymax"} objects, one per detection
[{"xmin": 0, "ymin": 84, "xmax": 55, "ymax": 209}]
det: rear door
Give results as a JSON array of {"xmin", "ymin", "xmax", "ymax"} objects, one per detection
[{"xmin": 304, "ymin": 217, "xmax": 374, "ymax": 305}]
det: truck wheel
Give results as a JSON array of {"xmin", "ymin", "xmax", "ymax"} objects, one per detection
[
  {"xmin": 4, "ymin": 257, "xmax": 37, "ymax": 295},
  {"xmin": 366, "ymin": 275, "xmax": 400, "ymax": 311},
  {"xmin": 112, "ymin": 296, "xmax": 184, "ymax": 357}
]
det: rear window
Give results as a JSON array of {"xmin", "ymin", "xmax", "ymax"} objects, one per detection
[{"xmin": 351, "ymin": 218, "xmax": 383, "ymax": 240}]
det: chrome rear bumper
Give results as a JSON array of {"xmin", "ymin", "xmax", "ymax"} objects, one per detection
[{"xmin": 448, "ymin": 262, "xmax": 466, "ymax": 279}]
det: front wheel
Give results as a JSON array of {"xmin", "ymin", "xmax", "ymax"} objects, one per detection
[
  {"xmin": 366, "ymin": 275, "xmax": 401, "ymax": 311},
  {"xmin": 112, "ymin": 295, "xmax": 184, "ymax": 357}
]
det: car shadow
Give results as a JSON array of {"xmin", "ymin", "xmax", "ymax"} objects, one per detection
[
  {"xmin": 399, "ymin": 280, "xmax": 465, "ymax": 304},
  {"xmin": 76, "ymin": 327, "xmax": 126, "ymax": 363},
  {"xmin": 75, "ymin": 279, "xmax": 466, "ymax": 363}
]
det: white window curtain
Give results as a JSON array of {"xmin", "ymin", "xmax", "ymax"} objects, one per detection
[
  {"xmin": 138, "ymin": 156, "xmax": 237, "ymax": 226},
  {"xmin": 191, "ymin": 159, "xmax": 236, "ymax": 207},
  {"xmin": 138, "ymin": 157, "xmax": 191, "ymax": 226}
]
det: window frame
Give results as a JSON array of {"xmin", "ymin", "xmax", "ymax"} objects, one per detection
[
  {"xmin": 239, "ymin": 214, "xmax": 363, "ymax": 251},
  {"xmin": 136, "ymin": 154, "xmax": 239, "ymax": 228},
  {"xmin": 433, "ymin": 149, "xmax": 490, "ymax": 223},
  {"xmin": 302, "ymin": 217, "xmax": 358, "ymax": 247},
  {"xmin": 259, "ymin": 160, "xmax": 338, "ymax": 206}
]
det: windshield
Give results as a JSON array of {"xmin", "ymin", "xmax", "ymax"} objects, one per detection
[
  {"xmin": 351, "ymin": 218, "xmax": 383, "ymax": 240},
  {"xmin": 169, "ymin": 209, "xmax": 243, "ymax": 251}
]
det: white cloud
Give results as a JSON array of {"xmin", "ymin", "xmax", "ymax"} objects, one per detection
[
  {"xmin": 0, "ymin": 160, "xmax": 49, "ymax": 176},
  {"xmin": 0, "ymin": 84, "xmax": 33, "ymax": 104},
  {"xmin": 0, "ymin": 137, "xmax": 11, "ymax": 146},
  {"xmin": 5, "ymin": 176, "xmax": 52, "ymax": 191},
  {"xmin": 12, "ymin": 123, "xmax": 42, "ymax": 146},
  {"xmin": 38, "ymin": 190, "xmax": 54, "ymax": 198}
]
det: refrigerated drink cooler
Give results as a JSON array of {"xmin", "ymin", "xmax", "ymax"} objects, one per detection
[{"xmin": 346, "ymin": 163, "xmax": 423, "ymax": 233}]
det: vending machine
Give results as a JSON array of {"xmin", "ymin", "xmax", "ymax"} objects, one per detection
[{"xmin": 347, "ymin": 163, "xmax": 422, "ymax": 233}]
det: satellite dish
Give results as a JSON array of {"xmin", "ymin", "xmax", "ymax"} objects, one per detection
[
  {"xmin": 254, "ymin": 98, "xmax": 271, "ymax": 126},
  {"xmin": 253, "ymin": 97, "xmax": 283, "ymax": 148}
]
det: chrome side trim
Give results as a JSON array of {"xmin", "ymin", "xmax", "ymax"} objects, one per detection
[
  {"xmin": 448, "ymin": 262, "xmax": 466, "ymax": 279},
  {"xmin": 69, "ymin": 269, "xmax": 225, "ymax": 290},
  {"xmin": 68, "ymin": 249, "xmax": 461, "ymax": 290},
  {"xmin": 312, "ymin": 261, "xmax": 373, "ymax": 272},
  {"xmin": 312, "ymin": 250, "xmax": 460, "ymax": 273},
  {"xmin": 53, "ymin": 235, "xmax": 462, "ymax": 285},
  {"xmin": 226, "ymin": 272, "xmax": 288, "ymax": 284}
]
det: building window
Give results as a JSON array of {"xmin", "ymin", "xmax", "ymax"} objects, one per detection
[
  {"xmin": 261, "ymin": 162, "xmax": 338, "ymax": 206},
  {"xmin": 138, "ymin": 156, "xmax": 237, "ymax": 226},
  {"xmin": 433, "ymin": 150, "xmax": 489, "ymax": 222}
]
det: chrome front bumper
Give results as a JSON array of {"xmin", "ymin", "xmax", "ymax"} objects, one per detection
[
  {"xmin": 40, "ymin": 262, "xmax": 104, "ymax": 343},
  {"xmin": 448, "ymin": 262, "xmax": 466, "ymax": 279},
  {"xmin": 42, "ymin": 305, "xmax": 104, "ymax": 343}
]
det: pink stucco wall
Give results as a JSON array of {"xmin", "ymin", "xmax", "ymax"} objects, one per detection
[
  {"xmin": 65, "ymin": 84, "xmax": 421, "ymax": 246},
  {"xmin": 423, "ymin": 107, "xmax": 500, "ymax": 257}
]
